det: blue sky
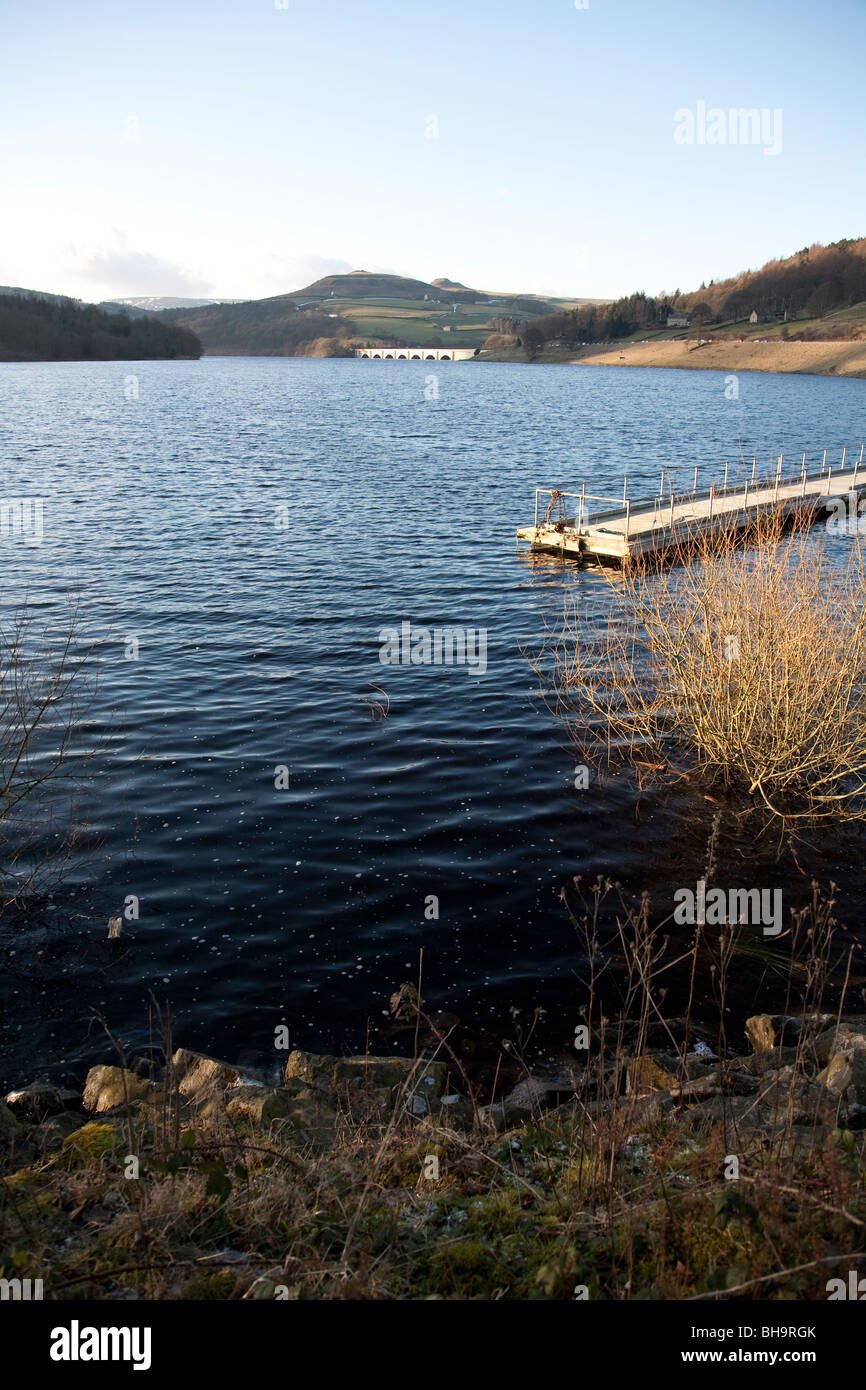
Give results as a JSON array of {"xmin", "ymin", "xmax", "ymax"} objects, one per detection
[{"xmin": 2, "ymin": 0, "xmax": 863, "ymax": 301}]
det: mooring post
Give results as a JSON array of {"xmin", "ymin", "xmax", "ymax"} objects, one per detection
[
  {"xmin": 828, "ymin": 464, "xmax": 833, "ymax": 495},
  {"xmin": 822, "ymin": 449, "xmax": 827, "ymax": 474},
  {"xmin": 709, "ymin": 483, "xmax": 714, "ymax": 522},
  {"xmin": 659, "ymin": 468, "xmax": 665, "ymax": 498},
  {"xmin": 855, "ymin": 451, "xmax": 861, "ymax": 490},
  {"xmin": 623, "ymin": 476, "xmax": 628, "ymax": 504},
  {"xmin": 842, "ymin": 446, "xmax": 847, "ymax": 474},
  {"xmin": 693, "ymin": 466, "xmax": 698, "ymax": 495}
]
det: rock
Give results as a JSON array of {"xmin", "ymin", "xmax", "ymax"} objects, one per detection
[
  {"xmin": 0, "ymin": 1100, "xmax": 23, "ymax": 1151},
  {"xmin": 627, "ymin": 1055, "xmax": 678, "ymax": 1096},
  {"xmin": 619, "ymin": 1091, "xmax": 674, "ymax": 1126},
  {"xmin": 686, "ymin": 1094, "xmax": 768, "ymax": 1131},
  {"xmin": 30, "ymin": 1112, "xmax": 85, "ymax": 1153},
  {"xmin": 61, "ymin": 1122, "xmax": 123, "ymax": 1158},
  {"xmin": 734, "ymin": 1047, "xmax": 800, "ymax": 1076},
  {"xmin": 225, "ymin": 1086, "xmax": 295, "ymax": 1128},
  {"xmin": 283, "ymin": 1051, "xmax": 449, "ymax": 1106},
  {"xmin": 817, "ymin": 1049, "xmax": 866, "ymax": 1122},
  {"xmin": 756, "ymin": 1069, "xmax": 825, "ymax": 1126},
  {"xmin": 501, "ymin": 1076, "xmax": 555, "ymax": 1113},
  {"xmin": 434, "ymin": 1095, "xmax": 476, "ymax": 1130},
  {"xmin": 4, "ymin": 1082, "xmax": 78, "ymax": 1123},
  {"xmin": 670, "ymin": 1072, "xmax": 721, "ymax": 1102},
  {"xmin": 746, "ymin": 1014, "xmax": 838, "ymax": 1055},
  {"xmin": 814, "ymin": 1023, "xmax": 866, "ymax": 1067},
  {"xmin": 817, "ymin": 1051, "xmax": 853, "ymax": 1097},
  {"xmin": 725, "ymin": 1071, "xmax": 760, "ymax": 1096},
  {"xmin": 82, "ymin": 1066, "xmax": 159, "ymax": 1114},
  {"xmin": 170, "ymin": 1050, "xmax": 268, "ymax": 1110},
  {"xmin": 477, "ymin": 1101, "xmax": 509, "ymax": 1133},
  {"xmin": 745, "ymin": 1016, "xmax": 777, "ymax": 1053}
]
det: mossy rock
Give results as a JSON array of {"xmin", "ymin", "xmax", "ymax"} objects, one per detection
[
  {"xmin": 61, "ymin": 1123, "xmax": 122, "ymax": 1159},
  {"xmin": 627, "ymin": 1055, "xmax": 678, "ymax": 1095},
  {"xmin": 284, "ymin": 1051, "xmax": 449, "ymax": 1104}
]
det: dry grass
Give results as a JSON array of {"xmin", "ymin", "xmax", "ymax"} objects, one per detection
[
  {"xmin": 3, "ymin": 878, "xmax": 864, "ymax": 1301},
  {"xmin": 538, "ymin": 517, "xmax": 866, "ymax": 823}
]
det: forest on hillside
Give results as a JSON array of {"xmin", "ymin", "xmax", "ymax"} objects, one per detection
[
  {"xmin": 161, "ymin": 299, "xmax": 355, "ymax": 355},
  {"xmin": 0, "ymin": 293, "xmax": 201, "ymax": 361},
  {"xmin": 520, "ymin": 237, "xmax": 866, "ymax": 352}
]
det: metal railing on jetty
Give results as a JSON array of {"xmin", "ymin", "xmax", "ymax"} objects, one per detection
[{"xmin": 517, "ymin": 444, "xmax": 866, "ymax": 563}]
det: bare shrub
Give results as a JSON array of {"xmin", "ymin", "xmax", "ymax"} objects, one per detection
[
  {"xmin": 0, "ymin": 595, "xmax": 96, "ymax": 916},
  {"xmin": 538, "ymin": 518, "xmax": 866, "ymax": 823}
]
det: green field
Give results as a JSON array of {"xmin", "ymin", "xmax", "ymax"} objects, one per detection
[{"xmin": 294, "ymin": 292, "xmax": 597, "ymax": 349}]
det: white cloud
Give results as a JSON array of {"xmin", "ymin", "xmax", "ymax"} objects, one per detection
[{"xmin": 63, "ymin": 233, "xmax": 213, "ymax": 298}]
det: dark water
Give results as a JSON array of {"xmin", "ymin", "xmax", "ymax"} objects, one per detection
[{"xmin": 1, "ymin": 358, "xmax": 864, "ymax": 1087}]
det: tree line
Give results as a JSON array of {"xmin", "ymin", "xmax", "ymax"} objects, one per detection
[
  {"xmin": 516, "ymin": 236, "xmax": 866, "ymax": 356},
  {"xmin": 0, "ymin": 293, "xmax": 201, "ymax": 361}
]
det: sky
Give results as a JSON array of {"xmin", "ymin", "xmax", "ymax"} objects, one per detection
[{"xmin": 1, "ymin": 0, "xmax": 864, "ymax": 303}]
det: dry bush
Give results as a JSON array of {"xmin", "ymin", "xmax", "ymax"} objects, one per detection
[
  {"xmin": 539, "ymin": 518, "xmax": 866, "ymax": 823},
  {"xmin": 0, "ymin": 596, "xmax": 97, "ymax": 916}
]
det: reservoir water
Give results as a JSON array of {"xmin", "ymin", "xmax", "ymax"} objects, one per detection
[{"xmin": 1, "ymin": 357, "xmax": 864, "ymax": 1086}]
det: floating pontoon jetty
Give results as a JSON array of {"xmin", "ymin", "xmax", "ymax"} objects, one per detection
[{"xmin": 517, "ymin": 446, "xmax": 866, "ymax": 563}]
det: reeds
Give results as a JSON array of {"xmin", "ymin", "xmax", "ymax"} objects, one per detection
[{"xmin": 539, "ymin": 515, "xmax": 866, "ymax": 823}]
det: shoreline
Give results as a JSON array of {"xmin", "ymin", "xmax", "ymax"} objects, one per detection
[
  {"xmin": 4, "ymin": 1015, "xmax": 864, "ymax": 1300},
  {"xmin": 571, "ymin": 338, "xmax": 866, "ymax": 378},
  {"xmin": 473, "ymin": 338, "xmax": 866, "ymax": 378}
]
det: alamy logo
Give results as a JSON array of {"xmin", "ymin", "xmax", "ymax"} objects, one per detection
[
  {"xmin": 0, "ymin": 1277, "xmax": 43, "ymax": 1300},
  {"xmin": 49, "ymin": 1321, "xmax": 152, "ymax": 1371},
  {"xmin": 826, "ymin": 1270, "xmax": 866, "ymax": 1300},
  {"xmin": 674, "ymin": 102, "xmax": 782, "ymax": 157},
  {"xmin": 378, "ymin": 620, "xmax": 487, "ymax": 676},
  {"xmin": 0, "ymin": 497, "xmax": 43, "ymax": 547},
  {"xmin": 825, "ymin": 493, "xmax": 866, "ymax": 534},
  {"xmin": 674, "ymin": 878, "xmax": 783, "ymax": 937}
]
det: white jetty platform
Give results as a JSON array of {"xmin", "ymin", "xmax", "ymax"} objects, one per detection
[{"xmin": 517, "ymin": 447, "xmax": 866, "ymax": 564}]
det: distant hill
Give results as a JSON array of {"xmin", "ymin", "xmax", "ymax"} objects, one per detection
[
  {"xmin": 680, "ymin": 236, "xmax": 866, "ymax": 324},
  {"xmin": 96, "ymin": 300, "xmax": 156, "ymax": 319},
  {"xmin": 158, "ymin": 297, "xmax": 354, "ymax": 357},
  {"xmin": 0, "ymin": 284, "xmax": 77, "ymax": 306},
  {"xmin": 159, "ymin": 269, "xmax": 602, "ymax": 355},
  {"xmin": 113, "ymin": 295, "xmax": 243, "ymax": 312},
  {"xmin": 0, "ymin": 291, "xmax": 201, "ymax": 362},
  {"xmin": 288, "ymin": 271, "xmax": 449, "ymax": 302}
]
